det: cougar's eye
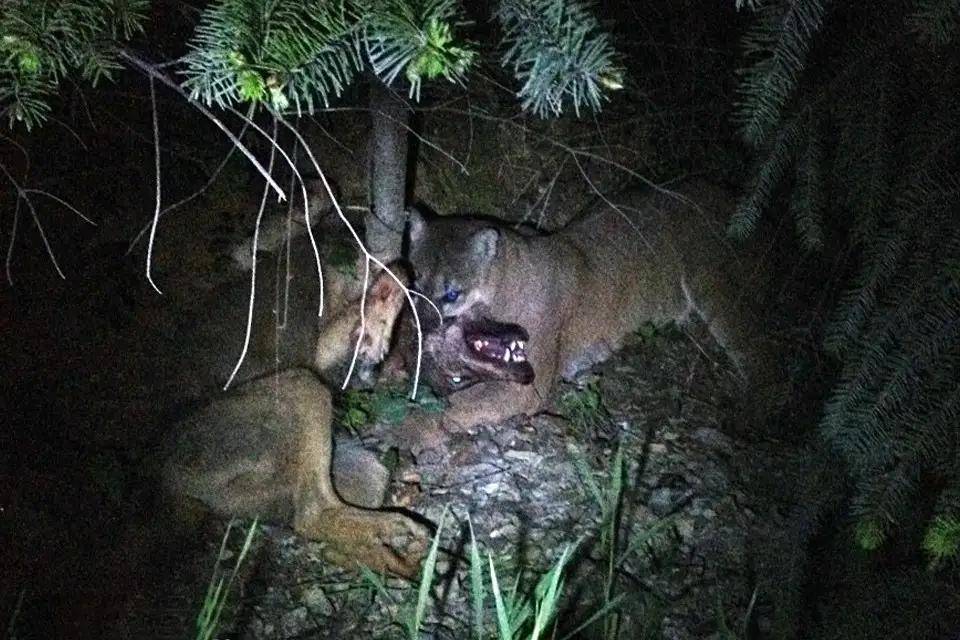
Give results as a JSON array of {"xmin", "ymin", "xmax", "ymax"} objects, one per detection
[
  {"xmin": 451, "ymin": 376, "xmax": 462, "ymax": 384},
  {"xmin": 441, "ymin": 286, "xmax": 461, "ymax": 304}
]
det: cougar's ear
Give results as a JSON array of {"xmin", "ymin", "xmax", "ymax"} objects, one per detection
[
  {"xmin": 471, "ymin": 227, "xmax": 500, "ymax": 266},
  {"xmin": 406, "ymin": 207, "xmax": 427, "ymax": 247}
]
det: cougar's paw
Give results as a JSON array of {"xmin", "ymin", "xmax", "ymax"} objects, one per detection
[{"xmin": 322, "ymin": 508, "xmax": 430, "ymax": 579}]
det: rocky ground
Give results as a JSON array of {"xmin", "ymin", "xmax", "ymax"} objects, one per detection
[{"xmin": 164, "ymin": 322, "xmax": 802, "ymax": 640}]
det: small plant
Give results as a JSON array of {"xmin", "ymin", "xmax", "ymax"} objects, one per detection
[
  {"xmin": 923, "ymin": 515, "xmax": 960, "ymax": 569},
  {"xmin": 558, "ymin": 380, "xmax": 610, "ymax": 435},
  {"xmin": 364, "ymin": 510, "xmax": 623, "ymax": 640},
  {"xmin": 634, "ymin": 320, "xmax": 684, "ymax": 344},
  {"xmin": 195, "ymin": 517, "xmax": 259, "ymax": 640},
  {"xmin": 715, "ymin": 587, "xmax": 758, "ymax": 640},
  {"xmin": 338, "ymin": 383, "xmax": 445, "ymax": 432},
  {"xmin": 404, "ymin": 510, "xmax": 447, "ymax": 639},
  {"xmin": 854, "ymin": 518, "xmax": 885, "ymax": 552},
  {"xmin": 571, "ymin": 444, "xmax": 676, "ymax": 639}
]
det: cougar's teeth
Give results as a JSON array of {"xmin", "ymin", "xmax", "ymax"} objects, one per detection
[
  {"xmin": 482, "ymin": 340, "xmax": 489, "ymax": 347},
  {"xmin": 473, "ymin": 340, "xmax": 483, "ymax": 351},
  {"xmin": 503, "ymin": 350, "xmax": 510, "ymax": 362},
  {"xmin": 517, "ymin": 340, "xmax": 526, "ymax": 349},
  {"xmin": 515, "ymin": 354, "xmax": 526, "ymax": 362},
  {"xmin": 510, "ymin": 341, "xmax": 517, "ymax": 351}
]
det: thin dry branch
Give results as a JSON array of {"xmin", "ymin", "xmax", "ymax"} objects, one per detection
[
  {"xmin": 21, "ymin": 189, "xmax": 96, "ymax": 226},
  {"xmin": 146, "ymin": 76, "xmax": 163, "ymax": 294},
  {"xmin": 284, "ymin": 105, "xmax": 470, "ymax": 176},
  {"xmin": 5, "ymin": 198, "xmax": 21, "ymax": 286},
  {"xmin": 223, "ymin": 118, "xmax": 279, "ymax": 391},
  {"xmin": 342, "ymin": 255, "xmax": 372, "ymax": 387},
  {"xmin": 0, "ymin": 159, "xmax": 94, "ymax": 281},
  {"xmin": 117, "ymin": 49, "xmax": 285, "ymax": 200},
  {"xmin": 125, "ymin": 111, "xmax": 253, "ymax": 256},
  {"xmin": 224, "ymin": 107, "xmax": 325, "ymax": 317}
]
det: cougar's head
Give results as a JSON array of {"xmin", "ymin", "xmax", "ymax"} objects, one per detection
[
  {"xmin": 417, "ymin": 311, "xmax": 534, "ymax": 396},
  {"xmin": 406, "ymin": 208, "xmax": 502, "ymax": 320}
]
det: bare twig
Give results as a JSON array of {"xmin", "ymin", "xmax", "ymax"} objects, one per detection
[
  {"xmin": 224, "ymin": 107, "xmax": 325, "ymax": 317},
  {"xmin": 125, "ymin": 111, "xmax": 253, "ymax": 255},
  {"xmin": 223, "ymin": 118, "xmax": 279, "ymax": 391},
  {"xmin": 284, "ymin": 105, "xmax": 470, "ymax": 176},
  {"xmin": 0, "ymin": 133, "xmax": 31, "ymax": 175},
  {"xmin": 66, "ymin": 76, "xmax": 97, "ymax": 132},
  {"xmin": 146, "ymin": 76, "xmax": 163, "ymax": 295},
  {"xmin": 47, "ymin": 114, "xmax": 89, "ymax": 150},
  {"xmin": 279, "ymin": 141, "xmax": 299, "ymax": 330},
  {"xmin": 342, "ymin": 256, "xmax": 372, "ymax": 386},
  {"xmin": 5, "ymin": 197, "xmax": 21, "ymax": 286},
  {"xmin": 117, "ymin": 49, "xmax": 285, "ymax": 200},
  {"xmin": 570, "ymin": 153, "xmax": 653, "ymax": 252},
  {"xmin": 308, "ymin": 115, "xmax": 357, "ymax": 159},
  {"xmin": 0, "ymin": 161, "xmax": 65, "ymax": 279},
  {"xmin": 22, "ymin": 189, "xmax": 96, "ymax": 226}
]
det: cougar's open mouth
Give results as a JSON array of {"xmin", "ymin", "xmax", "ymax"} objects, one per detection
[
  {"xmin": 415, "ymin": 312, "xmax": 535, "ymax": 394},
  {"xmin": 465, "ymin": 323, "xmax": 528, "ymax": 364},
  {"xmin": 453, "ymin": 317, "xmax": 534, "ymax": 386}
]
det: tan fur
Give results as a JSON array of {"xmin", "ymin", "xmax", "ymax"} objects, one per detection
[
  {"xmin": 163, "ymin": 368, "xmax": 428, "ymax": 577},
  {"xmin": 162, "ymin": 264, "xmax": 429, "ymax": 576},
  {"xmin": 407, "ymin": 180, "xmax": 779, "ymax": 430}
]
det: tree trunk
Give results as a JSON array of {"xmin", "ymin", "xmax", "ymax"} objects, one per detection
[{"xmin": 366, "ymin": 79, "xmax": 410, "ymax": 263}]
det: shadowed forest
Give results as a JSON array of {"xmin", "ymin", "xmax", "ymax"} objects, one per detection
[{"xmin": 1, "ymin": 1, "xmax": 959, "ymax": 639}]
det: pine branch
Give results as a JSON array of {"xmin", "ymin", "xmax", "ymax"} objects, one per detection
[
  {"xmin": 361, "ymin": 0, "xmax": 475, "ymax": 101},
  {"xmin": 909, "ymin": 0, "xmax": 960, "ymax": 46},
  {"xmin": 0, "ymin": 0, "xmax": 147, "ymax": 129},
  {"xmin": 734, "ymin": 0, "xmax": 827, "ymax": 147},
  {"xmin": 789, "ymin": 116, "xmax": 824, "ymax": 251},
  {"xmin": 729, "ymin": 115, "xmax": 803, "ymax": 240},
  {"xmin": 181, "ymin": 0, "xmax": 363, "ymax": 112},
  {"xmin": 852, "ymin": 461, "xmax": 921, "ymax": 549},
  {"xmin": 496, "ymin": 0, "xmax": 622, "ymax": 118}
]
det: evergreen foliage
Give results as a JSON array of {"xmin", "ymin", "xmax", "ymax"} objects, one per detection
[
  {"xmin": 1, "ymin": 0, "xmax": 621, "ymax": 127},
  {"xmin": 733, "ymin": 0, "xmax": 960, "ymax": 563},
  {"xmin": 496, "ymin": 0, "xmax": 622, "ymax": 117},
  {"xmin": 734, "ymin": 0, "xmax": 826, "ymax": 147},
  {"xmin": 181, "ymin": 0, "xmax": 364, "ymax": 113},
  {"xmin": 362, "ymin": 0, "xmax": 475, "ymax": 100},
  {"xmin": 0, "ymin": 0, "xmax": 148, "ymax": 129},
  {"xmin": 180, "ymin": 0, "xmax": 478, "ymax": 111}
]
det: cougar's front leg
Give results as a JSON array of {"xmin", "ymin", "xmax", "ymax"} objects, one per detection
[{"xmin": 288, "ymin": 378, "xmax": 429, "ymax": 578}]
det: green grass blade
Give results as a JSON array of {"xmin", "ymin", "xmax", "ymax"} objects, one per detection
[
  {"xmin": 409, "ymin": 509, "xmax": 446, "ymax": 639},
  {"xmin": 489, "ymin": 553, "xmax": 514, "ymax": 640},
  {"xmin": 468, "ymin": 515, "xmax": 486, "ymax": 640},
  {"xmin": 530, "ymin": 545, "xmax": 571, "ymax": 639},
  {"xmin": 617, "ymin": 515, "xmax": 677, "ymax": 567},
  {"xmin": 359, "ymin": 565, "xmax": 393, "ymax": 604},
  {"xmin": 558, "ymin": 593, "xmax": 626, "ymax": 640}
]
